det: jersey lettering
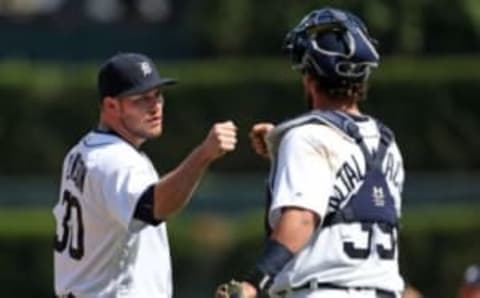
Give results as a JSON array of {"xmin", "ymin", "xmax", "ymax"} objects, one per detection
[
  {"xmin": 331, "ymin": 152, "xmax": 402, "ymax": 203},
  {"xmin": 331, "ymin": 155, "xmax": 365, "ymax": 202},
  {"xmin": 384, "ymin": 152, "xmax": 402, "ymax": 188},
  {"xmin": 66, "ymin": 153, "xmax": 87, "ymax": 193}
]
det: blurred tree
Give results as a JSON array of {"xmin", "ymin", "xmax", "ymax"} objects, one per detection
[
  {"xmin": 187, "ymin": 0, "xmax": 480, "ymax": 56},
  {"xmin": 214, "ymin": 0, "xmax": 253, "ymax": 54},
  {"xmin": 85, "ymin": 0, "xmax": 123, "ymax": 23},
  {"xmin": 361, "ymin": 0, "xmax": 393, "ymax": 35},
  {"xmin": 0, "ymin": 0, "xmax": 479, "ymax": 58},
  {"xmin": 396, "ymin": 0, "xmax": 424, "ymax": 54},
  {"xmin": 462, "ymin": 0, "xmax": 480, "ymax": 37},
  {"xmin": 137, "ymin": 0, "xmax": 171, "ymax": 23}
]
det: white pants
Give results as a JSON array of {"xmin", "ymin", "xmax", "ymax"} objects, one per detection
[{"xmin": 276, "ymin": 288, "xmax": 399, "ymax": 298}]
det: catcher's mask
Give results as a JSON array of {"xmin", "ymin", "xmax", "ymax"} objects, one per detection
[{"xmin": 283, "ymin": 7, "xmax": 379, "ymax": 84}]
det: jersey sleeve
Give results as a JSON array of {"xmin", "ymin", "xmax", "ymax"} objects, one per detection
[
  {"xmin": 268, "ymin": 126, "xmax": 334, "ymax": 228},
  {"xmin": 99, "ymin": 161, "xmax": 158, "ymax": 229}
]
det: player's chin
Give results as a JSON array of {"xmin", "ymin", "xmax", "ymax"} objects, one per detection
[{"xmin": 144, "ymin": 125, "xmax": 162, "ymax": 138}]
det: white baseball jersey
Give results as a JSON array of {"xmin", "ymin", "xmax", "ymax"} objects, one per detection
[
  {"xmin": 53, "ymin": 130, "xmax": 172, "ymax": 298},
  {"xmin": 284, "ymin": 288, "xmax": 387, "ymax": 298},
  {"xmin": 265, "ymin": 112, "xmax": 405, "ymax": 296}
]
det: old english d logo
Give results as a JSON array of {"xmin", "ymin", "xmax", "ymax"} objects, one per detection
[{"xmin": 139, "ymin": 61, "xmax": 152, "ymax": 76}]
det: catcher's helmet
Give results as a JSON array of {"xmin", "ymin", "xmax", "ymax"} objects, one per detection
[{"xmin": 283, "ymin": 7, "xmax": 379, "ymax": 84}]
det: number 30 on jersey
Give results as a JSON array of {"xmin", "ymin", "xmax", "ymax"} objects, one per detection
[{"xmin": 54, "ymin": 190, "xmax": 85, "ymax": 260}]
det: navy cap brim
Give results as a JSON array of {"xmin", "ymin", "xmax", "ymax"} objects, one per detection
[{"xmin": 117, "ymin": 77, "xmax": 177, "ymax": 97}]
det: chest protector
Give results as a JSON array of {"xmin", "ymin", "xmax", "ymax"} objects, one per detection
[
  {"xmin": 311, "ymin": 110, "xmax": 398, "ymax": 227},
  {"xmin": 264, "ymin": 110, "xmax": 398, "ymax": 236}
]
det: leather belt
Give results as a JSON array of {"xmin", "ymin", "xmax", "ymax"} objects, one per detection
[{"xmin": 275, "ymin": 281, "xmax": 397, "ymax": 298}]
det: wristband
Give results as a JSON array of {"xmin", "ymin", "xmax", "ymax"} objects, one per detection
[{"xmin": 244, "ymin": 239, "xmax": 294, "ymax": 293}]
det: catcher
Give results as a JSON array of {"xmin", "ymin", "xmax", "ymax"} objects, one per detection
[{"xmin": 216, "ymin": 6, "xmax": 405, "ymax": 298}]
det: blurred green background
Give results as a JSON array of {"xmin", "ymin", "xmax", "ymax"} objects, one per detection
[{"xmin": 0, "ymin": 0, "xmax": 479, "ymax": 297}]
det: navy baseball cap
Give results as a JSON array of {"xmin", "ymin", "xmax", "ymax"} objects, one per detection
[
  {"xmin": 98, "ymin": 52, "xmax": 177, "ymax": 99},
  {"xmin": 464, "ymin": 264, "xmax": 480, "ymax": 287}
]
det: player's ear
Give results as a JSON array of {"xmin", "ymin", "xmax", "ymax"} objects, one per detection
[
  {"xmin": 303, "ymin": 74, "xmax": 316, "ymax": 89},
  {"xmin": 102, "ymin": 96, "xmax": 119, "ymax": 112}
]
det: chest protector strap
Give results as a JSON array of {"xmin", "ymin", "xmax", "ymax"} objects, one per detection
[{"xmin": 310, "ymin": 110, "xmax": 398, "ymax": 227}]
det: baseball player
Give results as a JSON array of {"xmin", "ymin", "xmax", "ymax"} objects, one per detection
[
  {"xmin": 53, "ymin": 52, "xmax": 237, "ymax": 298},
  {"xmin": 216, "ymin": 7, "xmax": 405, "ymax": 298}
]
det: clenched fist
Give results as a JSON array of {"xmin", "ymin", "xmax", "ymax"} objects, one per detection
[
  {"xmin": 249, "ymin": 122, "xmax": 274, "ymax": 159},
  {"xmin": 201, "ymin": 121, "xmax": 237, "ymax": 161}
]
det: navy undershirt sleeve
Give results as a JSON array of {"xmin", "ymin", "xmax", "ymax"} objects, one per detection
[{"xmin": 133, "ymin": 184, "xmax": 163, "ymax": 225}]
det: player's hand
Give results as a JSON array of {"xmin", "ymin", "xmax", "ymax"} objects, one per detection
[
  {"xmin": 249, "ymin": 122, "xmax": 274, "ymax": 159},
  {"xmin": 215, "ymin": 280, "xmax": 257, "ymax": 298},
  {"xmin": 201, "ymin": 121, "xmax": 237, "ymax": 161}
]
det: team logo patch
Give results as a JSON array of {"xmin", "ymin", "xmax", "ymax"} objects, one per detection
[
  {"xmin": 372, "ymin": 186, "xmax": 385, "ymax": 207},
  {"xmin": 139, "ymin": 61, "xmax": 153, "ymax": 76}
]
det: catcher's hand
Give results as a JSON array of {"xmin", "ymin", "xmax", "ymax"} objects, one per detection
[
  {"xmin": 215, "ymin": 280, "xmax": 245, "ymax": 298},
  {"xmin": 215, "ymin": 280, "xmax": 257, "ymax": 298},
  {"xmin": 249, "ymin": 123, "xmax": 274, "ymax": 159}
]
